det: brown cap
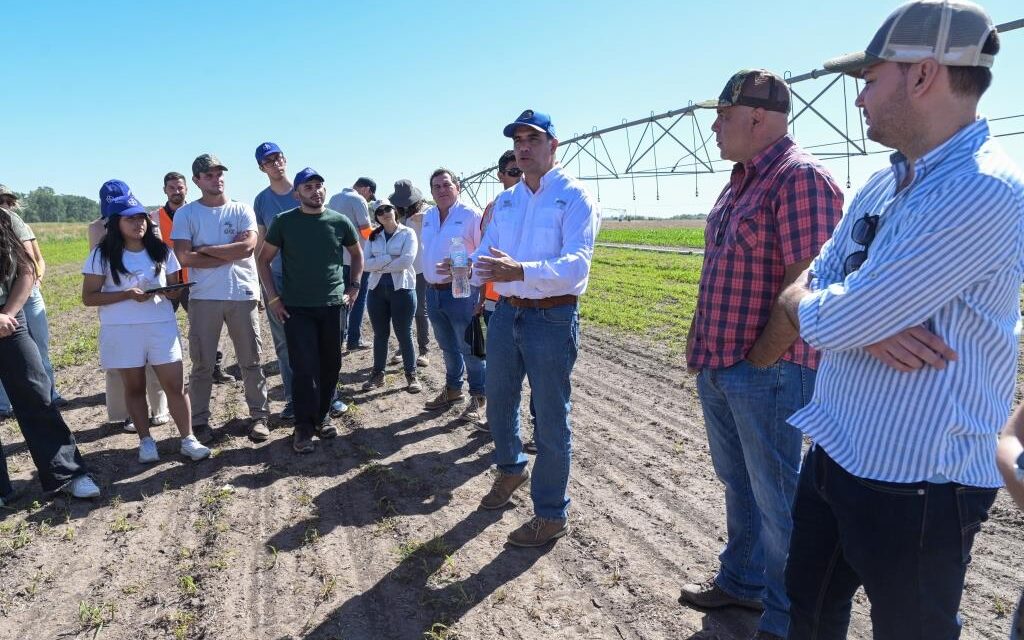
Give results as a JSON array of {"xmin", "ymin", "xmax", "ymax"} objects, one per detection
[
  {"xmin": 696, "ymin": 69, "xmax": 791, "ymax": 114},
  {"xmin": 192, "ymin": 153, "xmax": 228, "ymax": 176}
]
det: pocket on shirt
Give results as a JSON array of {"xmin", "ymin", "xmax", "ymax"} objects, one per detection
[{"xmin": 732, "ymin": 210, "xmax": 761, "ymax": 252}]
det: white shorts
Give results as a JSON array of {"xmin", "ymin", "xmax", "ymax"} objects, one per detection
[{"xmin": 100, "ymin": 320, "xmax": 182, "ymax": 369}]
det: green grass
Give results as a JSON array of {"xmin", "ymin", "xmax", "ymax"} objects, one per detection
[
  {"xmin": 581, "ymin": 247, "xmax": 702, "ymax": 348},
  {"xmin": 597, "ymin": 227, "xmax": 705, "ymax": 248}
]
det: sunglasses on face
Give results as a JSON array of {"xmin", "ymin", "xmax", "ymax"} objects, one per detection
[
  {"xmin": 502, "ymin": 167, "xmax": 522, "ymax": 178},
  {"xmin": 842, "ymin": 213, "xmax": 880, "ymax": 276}
]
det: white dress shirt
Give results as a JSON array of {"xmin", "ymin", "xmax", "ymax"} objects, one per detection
[
  {"xmin": 471, "ymin": 166, "xmax": 601, "ymax": 299},
  {"xmin": 419, "ymin": 200, "xmax": 482, "ymax": 284},
  {"xmin": 364, "ymin": 224, "xmax": 418, "ymax": 290}
]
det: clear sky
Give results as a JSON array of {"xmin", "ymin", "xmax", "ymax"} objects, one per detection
[{"xmin": 2, "ymin": 0, "xmax": 1022, "ymax": 216}]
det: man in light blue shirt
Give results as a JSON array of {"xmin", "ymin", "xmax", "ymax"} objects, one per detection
[{"xmin": 776, "ymin": 3, "xmax": 1024, "ymax": 638}]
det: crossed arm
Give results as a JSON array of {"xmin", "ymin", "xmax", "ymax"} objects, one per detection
[{"xmin": 173, "ymin": 231, "xmax": 256, "ymax": 269}]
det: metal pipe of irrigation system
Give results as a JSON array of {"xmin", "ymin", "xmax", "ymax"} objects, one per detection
[{"xmin": 460, "ymin": 18, "xmax": 1023, "ymax": 186}]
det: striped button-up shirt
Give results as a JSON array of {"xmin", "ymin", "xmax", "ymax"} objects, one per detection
[
  {"xmin": 792, "ymin": 119, "xmax": 1024, "ymax": 488},
  {"xmin": 689, "ymin": 135, "xmax": 843, "ymax": 370}
]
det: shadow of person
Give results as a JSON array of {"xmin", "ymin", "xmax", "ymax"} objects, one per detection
[
  {"xmin": 299, "ymin": 508, "xmax": 552, "ymax": 640},
  {"xmin": 681, "ymin": 605, "xmax": 760, "ymax": 640}
]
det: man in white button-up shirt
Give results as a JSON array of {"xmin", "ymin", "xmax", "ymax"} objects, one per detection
[
  {"xmin": 419, "ymin": 168, "xmax": 486, "ymax": 424},
  {"xmin": 470, "ymin": 109, "xmax": 601, "ymax": 547}
]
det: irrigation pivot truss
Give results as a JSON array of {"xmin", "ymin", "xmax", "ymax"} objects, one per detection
[{"xmin": 459, "ymin": 18, "xmax": 1024, "ymax": 210}]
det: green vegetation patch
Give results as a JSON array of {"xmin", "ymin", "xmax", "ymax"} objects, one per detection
[
  {"xmin": 597, "ymin": 227, "xmax": 706, "ymax": 248},
  {"xmin": 581, "ymin": 247, "xmax": 702, "ymax": 349}
]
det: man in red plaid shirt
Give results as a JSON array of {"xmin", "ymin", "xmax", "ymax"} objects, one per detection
[{"xmin": 678, "ymin": 69, "xmax": 843, "ymax": 640}]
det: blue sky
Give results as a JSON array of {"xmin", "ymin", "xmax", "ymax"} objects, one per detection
[{"xmin": 2, "ymin": 0, "xmax": 1022, "ymax": 216}]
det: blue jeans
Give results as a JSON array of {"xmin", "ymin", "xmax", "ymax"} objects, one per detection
[
  {"xmin": 786, "ymin": 446, "xmax": 998, "ymax": 640},
  {"xmin": 265, "ymin": 272, "xmax": 293, "ymax": 410},
  {"xmin": 346, "ymin": 271, "xmax": 370, "ymax": 347},
  {"xmin": 697, "ymin": 359, "xmax": 815, "ymax": 638},
  {"xmin": 367, "ymin": 277, "xmax": 417, "ymax": 375},
  {"xmin": 487, "ymin": 300, "xmax": 578, "ymax": 521},
  {"xmin": 0, "ymin": 286, "xmax": 60, "ymax": 411},
  {"xmin": 425, "ymin": 286, "xmax": 485, "ymax": 395}
]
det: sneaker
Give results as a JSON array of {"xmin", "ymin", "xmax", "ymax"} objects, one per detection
[
  {"xmin": 389, "ymin": 352, "xmax": 402, "ymax": 365},
  {"xmin": 678, "ymin": 578, "xmax": 764, "ymax": 611},
  {"xmin": 249, "ymin": 418, "xmax": 271, "ymax": 442},
  {"xmin": 524, "ymin": 439, "xmax": 538, "ymax": 455},
  {"xmin": 460, "ymin": 395, "xmax": 486, "ymax": 426},
  {"xmin": 121, "ymin": 418, "xmax": 137, "ymax": 433},
  {"xmin": 212, "ymin": 365, "xmax": 237, "ymax": 384},
  {"xmin": 405, "ymin": 374, "xmax": 422, "ymax": 394},
  {"xmin": 66, "ymin": 475, "xmax": 100, "ymax": 499},
  {"xmin": 362, "ymin": 372, "xmax": 386, "ymax": 391},
  {"xmin": 180, "ymin": 435, "xmax": 211, "ymax": 461},
  {"xmin": 425, "ymin": 387, "xmax": 465, "ymax": 410},
  {"xmin": 138, "ymin": 437, "xmax": 160, "ymax": 464},
  {"xmin": 479, "ymin": 470, "xmax": 529, "ymax": 510},
  {"xmin": 316, "ymin": 419, "xmax": 338, "ymax": 440},
  {"xmin": 329, "ymin": 399, "xmax": 348, "ymax": 417},
  {"xmin": 150, "ymin": 414, "xmax": 170, "ymax": 427},
  {"xmin": 192, "ymin": 423, "xmax": 214, "ymax": 445},
  {"xmin": 416, "ymin": 354, "xmax": 429, "ymax": 367},
  {"xmin": 507, "ymin": 516, "xmax": 570, "ymax": 547},
  {"xmin": 293, "ymin": 430, "xmax": 315, "ymax": 454}
]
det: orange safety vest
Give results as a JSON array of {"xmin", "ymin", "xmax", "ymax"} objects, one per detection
[
  {"xmin": 481, "ymin": 201, "xmax": 499, "ymax": 302},
  {"xmin": 157, "ymin": 206, "xmax": 187, "ymax": 282}
]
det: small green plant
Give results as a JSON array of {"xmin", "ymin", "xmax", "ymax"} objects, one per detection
[
  {"xmin": 994, "ymin": 596, "xmax": 1009, "ymax": 617},
  {"xmin": 109, "ymin": 495, "xmax": 123, "ymax": 509},
  {"xmin": 179, "ymin": 575, "xmax": 198, "ymax": 597},
  {"xmin": 263, "ymin": 544, "xmax": 279, "ymax": 571},
  {"xmin": 374, "ymin": 516, "xmax": 399, "ymax": 536},
  {"xmin": 423, "ymin": 622, "xmax": 460, "ymax": 640},
  {"xmin": 170, "ymin": 610, "xmax": 196, "ymax": 640},
  {"xmin": 111, "ymin": 513, "xmax": 136, "ymax": 534},
  {"xmin": 121, "ymin": 585, "xmax": 140, "ymax": 596},
  {"xmin": 303, "ymin": 525, "xmax": 320, "ymax": 546},
  {"xmin": 78, "ymin": 600, "xmax": 115, "ymax": 633},
  {"xmin": 398, "ymin": 536, "xmax": 451, "ymax": 561}
]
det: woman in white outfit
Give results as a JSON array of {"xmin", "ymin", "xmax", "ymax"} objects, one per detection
[{"xmin": 81, "ymin": 189, "xmax": 209, "ymax": 463}]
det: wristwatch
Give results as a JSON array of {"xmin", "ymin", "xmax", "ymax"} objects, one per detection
[
  {"xmin": 1016, "ymin": 451, "xmax": 1024, "ymax": 481},
  {"xmin": 348, "ymin": 282, "xmax": 360, "ymax": 289}
]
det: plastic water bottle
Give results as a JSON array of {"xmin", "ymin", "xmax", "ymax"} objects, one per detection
[{"xmin": 449, "ymin": 236, "xmax": 471, "ymax": 298}]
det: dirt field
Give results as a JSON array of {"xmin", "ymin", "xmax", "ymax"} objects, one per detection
[{"xmin": 1, "ymin": 298, "xmax": 1022, "ymax": 639}]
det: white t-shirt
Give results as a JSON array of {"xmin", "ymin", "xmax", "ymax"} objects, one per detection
[
  {"xmin": 82, "ymin": 247, "xmax": 181, "ymax": 325},
  {"xmin": 169, "ymin": 200, "xmax": 260, "ymax": 301}
]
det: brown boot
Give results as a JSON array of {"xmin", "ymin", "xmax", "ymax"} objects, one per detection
[
  {"xmin": 479, "ymin": 470, "xmax": 529, "ymax": 510},
  {"xmin": 507, "ymin": 516, "xmax": 570, "ymax": 547},
  {"xmin": 424, "ymin": 387, "xmax": 465, "ymax": 410}
]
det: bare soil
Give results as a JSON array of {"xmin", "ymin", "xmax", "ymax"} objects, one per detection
[{"xmin": 0, "ymin": 304, "xmax": 1021, "ymax": 640}]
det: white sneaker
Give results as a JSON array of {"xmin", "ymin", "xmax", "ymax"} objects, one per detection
[
  {"xmin": 150, "ymin": 414, "xmax": 170, "ymax": 426},
  {"xmin": 138, "ymin": 437, "xmax": 160, "ymax": 464},
  {"xmin": 67, "ymin": 475, "xmax": 100, "ymax": 499},
  {"xmin": 121, "ymin": 419, "xmax": 136, "ymax": 433},
  {"xmin": 180, "ymin": 435, "xmax": 211, "ymax": 461},
  {"xmin": 417, "ymin": 355, "xmax": 429, "ymax": 367}
]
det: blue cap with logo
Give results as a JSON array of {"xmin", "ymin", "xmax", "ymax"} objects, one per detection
[
  {"xmin": 99, "ymin": 179, "xmax": 131, "ymax": 204},
  {"xmin": 503, "ymin": 109, "xmax": 556, "ymax": 138},
  {"xmin": 102, "ymin": 194, "xmax": 147, "ymax": 219},
  {"xmin": 292, "ymin": 167, "xmax": 325, "ymax": 188},
  {"xmin": 255, "ymin": 142, "xmax": 283, "ymax": 165}
]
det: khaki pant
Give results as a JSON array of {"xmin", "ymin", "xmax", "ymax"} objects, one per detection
[
  {"xmin": 105, "ymin": 367, "xmax": 167, "ymax": 422},
  {"xmin": 187, "ymin": 299, "xmax": 268, "ymax": 426}
]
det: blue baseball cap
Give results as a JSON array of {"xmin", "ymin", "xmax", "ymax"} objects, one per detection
[
  {"xmin": 502, "ymin": 109, "xmax": 556, "ymax": 138},
  {"xmin": 99, "ymin": 179, "xmax": 131, "ymax": 205},
  {"xmin": 293, "ymin": 167, "xmax": 324, "ymax": 188},
  {"xmin": 102, "ymin": 194, "xmax": 147, "ymax": 219},
  {"xmin": 255, "ymin": 142, "xmax": 283, "ymax": 165}
]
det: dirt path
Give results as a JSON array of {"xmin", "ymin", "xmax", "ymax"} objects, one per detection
[{"xmin": 0, "ymin": 305, "xmax": 1021, "ymax": 639}]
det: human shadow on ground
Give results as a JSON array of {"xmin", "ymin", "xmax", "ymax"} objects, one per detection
[
  {"xmin": 298, "ymin": 508, "xmax": 553, "ymax": 640},
  {"xmin": 683, "ymin": 606, "xmax": 760, "ymax": 639}
]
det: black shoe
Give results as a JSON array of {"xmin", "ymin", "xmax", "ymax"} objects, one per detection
[
  {"xmin": 678, "ymin": 578, "xmax": 763, "ymax": 611},
  {"xmin": 212, "ymin": 366, "xmax": 237, "ymax": 384},
  {"xmin": 524, "ymin": 439, "xmax": 538, "ymax": 455}
]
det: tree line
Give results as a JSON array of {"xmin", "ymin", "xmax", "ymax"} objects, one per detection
[{"xmin": 7, "ymin": 187, "xmax": 101, "ymax": 223}]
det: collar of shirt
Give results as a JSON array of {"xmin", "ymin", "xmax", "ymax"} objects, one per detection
[
  {"xmin": 421, "ymin": 199, "xmax": 481, "ymax": 283},
  {"xmin": 729, "ymin": 135, "xmax": 796, "ymax": 196},
  {"xmin": 886, "ymin": 118, "xmax": 989, "ymax": 190}
]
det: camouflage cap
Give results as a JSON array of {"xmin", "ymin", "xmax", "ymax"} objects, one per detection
[
  {"xmin": 0, "ymin": 184, "xmax": 16, "ymax": 199},
  {"xmin": 191, "ymin": 153, "xmax": 228, "ymax": 176},
  {"xmin": 695, "ymin": 69, "xmax": 791, "ymax": 114}
]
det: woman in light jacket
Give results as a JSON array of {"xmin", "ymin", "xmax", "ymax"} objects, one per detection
[{"xmin": 362, "ymin": 199, "xmax": 421, "ymax": 393}]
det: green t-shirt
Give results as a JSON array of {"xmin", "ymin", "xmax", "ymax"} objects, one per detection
[
  {"xmin": 0, "ymin": 208, "xmax": 34, "ymax": 308},
  {"xmin": 265, "ymin": 207, "xmax": 359, "ymax": 307}
]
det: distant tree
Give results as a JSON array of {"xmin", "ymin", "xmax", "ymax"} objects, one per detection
[{"xmin": 13, "ymin": 187, "xmax": 99, "ymax": 222}]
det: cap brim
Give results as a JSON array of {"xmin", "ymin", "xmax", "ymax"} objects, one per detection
[
  {"xmin": 823, "ymin": 51, "xmax": 884, "ymax": 77},
  {"xmin": 503, "ymin": 122, "xmax": 546, "ymax": 138},
  {"xmin": 694, "ymin": 99, "xmax": 726, "ymax": 109},
  {"xmin": 296, "ymin": 174, "xmax": 325, "ymax": 187}
]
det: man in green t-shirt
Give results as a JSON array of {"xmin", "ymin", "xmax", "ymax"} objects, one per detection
[{"xmin": 257, "ymin": 168, "xmax": 363, "ymax": 453}]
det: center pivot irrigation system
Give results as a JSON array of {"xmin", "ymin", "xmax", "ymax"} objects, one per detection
[{"xmin": 459, "ymin": 18, "xmax": 1024, "ymax": 210}]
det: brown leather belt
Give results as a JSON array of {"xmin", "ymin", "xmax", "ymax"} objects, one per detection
[
  {"xmin": 427, "ymin": 282, "xmax": 451, "ymax": 290},
  {"xmin": 504, "ymin": 294, "xmax": 578, "ymax": 309}
]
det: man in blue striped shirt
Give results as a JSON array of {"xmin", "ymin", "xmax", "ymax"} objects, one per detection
[{"xmin": 776, "ymin": 2, "xmax": 1024, "ymax": 638}]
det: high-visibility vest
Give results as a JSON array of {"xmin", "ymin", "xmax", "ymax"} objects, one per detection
[{"xmin": 481, "ymin": 201, "xmax": 499, "ymax": 302}]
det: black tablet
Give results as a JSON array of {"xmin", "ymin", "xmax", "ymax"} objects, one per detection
[{"xmin": 144, "ymin": 282, "xmax": 195, "ymax": 295}]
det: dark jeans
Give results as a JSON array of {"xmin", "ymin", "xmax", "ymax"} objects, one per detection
[
  {"xmin": 0, "ymin": 311, "xmax": 87, "ymax": 494},
  {"xmin": 283, "ymin": 305, "xmax": 343, "ymax": 437},
  {"xmin": 414, "ymin": 273, "xmax": 430, "ymax": 353},
  {"xmin": 367, "ymin": 277, "xmax": 417, "ymax": 375},
  {"xmin": 785, "ymin": 446, "xmax": 998, "ymax": 640},
  {"xmin": 346, "ymin": 271, "xmax": 370, "ymax": 348}
]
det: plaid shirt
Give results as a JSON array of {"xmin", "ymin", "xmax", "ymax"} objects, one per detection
[{"xmin": 689, "ymin": 135, "xmax": 843, "ymax": 370}]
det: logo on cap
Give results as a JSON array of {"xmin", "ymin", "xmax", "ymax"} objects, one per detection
[{"xmin": 520, "ymin": 110, "xmax": 534, "ymax": 119}]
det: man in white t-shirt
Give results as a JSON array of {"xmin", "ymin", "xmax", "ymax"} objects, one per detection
[{"xmin": 171, "ymin": 154, "xmax": 270, "ymax": 444}]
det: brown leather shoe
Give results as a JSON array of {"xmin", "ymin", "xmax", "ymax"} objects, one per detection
[
  {"xmin": 479, "ymin": 470, "xmax": 529, "ymax": 510},
  {"xmin": 460, "ymin": 395, "xmax": 486, "ymax": 426},
  {"xmin": 424, "ymin": 387, "xmax": 465, "ymax": 410},
  {"xmin": 678, "ymin": 578, "xmax": 763, "ymax": 611},
  {"xmin": 249, "ymin": 418, "xmax": 270, "ymax": 442},
  {"xmin": 507, "ymin": 516, "xmax": 569, "ymax": 547}
]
